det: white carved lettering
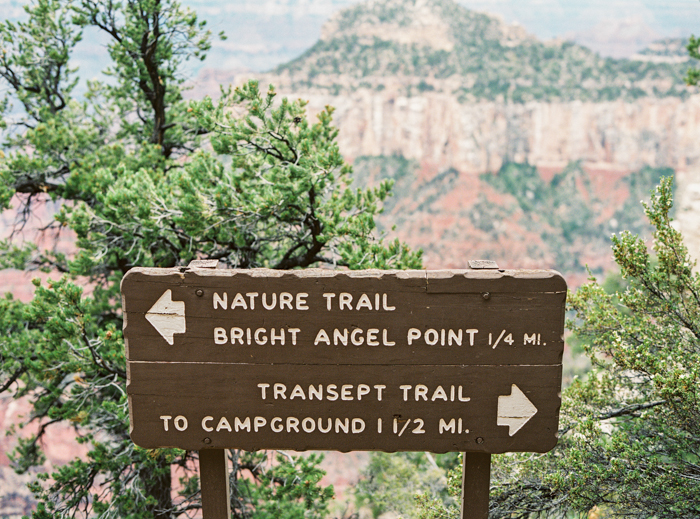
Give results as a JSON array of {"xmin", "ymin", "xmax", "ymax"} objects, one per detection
[
  {"xmin": 273, "ymin": 383, "xmax": 287, "ymax": 399},
  {"xmin": 350, "ymin": 328, "xmax": 364, "ymax": 346},
  {"xmin": 439, "ymin": 418, "xmax": 456, "ymax": 434},
  {"xmin": 255, "ymin": 328, "xmax": 267, "ymax": 345},
  {"xmin": 215, "ymin": 417, "xmax": 231, "ymax": 432},
  {"xmin": 339, "ymin": 293, "xmax": 353, "ymax": 310},
  {"xmin": 286, "ymin": 416, "xmax": 299, "ymax": 432},
  {"xmin": 407, "ymin": 328, "xmax": 421, "ymax": 345},
  {"xmin": 352, "ymin": 418, "xmax": 365, "ymax": 433},
  {"xmin": 254, "ymin": 416, "xmax": 266, "ymax": 432},
  {"xmin": 302, "ymin": 417, "xmax": 315, "ymax": 433},
  {"xmin": 308, "ymin": 384, "xmax": 322, "ymax": 400},
  {"xmin": 230, "ymin": 327, "xmax": 244, "ymax": 345},
  {"xmin": 231, "ymin": 293, "xmax": 247, "ymax": 310},
  {"xmin": 314, "ymin": 329, "xmax": 331, "ymax": 346},
  {"xmin": 374, "ymin": 384, "xmax": 386, "ymax": 401},
  {"xmin": 270, "ymin": 328, "xmax": 285, "ymax": 345},
  {"xmin": 356, "ymin": 293, "xmax": 373, "ymax": 310},
  {"xmin": 335, "ymin": 418, "xmax": 349, "ymax": 433},
  {"xmin": 431, "ymin": 386, "xmax": 448, "ymax": 401},
  {"xmin": 383, "ymin": 329, "xmax": 395, "ymax": 346},
  {"xmin": 160, "ymin": 415, "xmax": 172, "ymax": 431},
  {"xmin": 235, "ymin": 417, "xmax": 250, "ymax": 432},
  {"xmin": 383, "ymin": 294, "xmax": 395, "ymax": 311},
  {"xmin": 214, "ymin": 327, "xmax": 227, "ymax": 344},
  {"xmin": 323, "ymin": 293, "xmax": 336, "ymax": 310},
  {"xmin": 412, "ymin": 418, "xmax": 425, "ymax": 434},
  {"xmin": 415, "ymin": 384, "xmax": 429, "ymax": 401},
  {"xmin": 271, "ymin": 417, "xmax": 283, "ymax": 432},
  {"xmin": 246, "ymin": 292, "xmax": 258, "ymax": 309},
  {"xmin": 341, "ymin": 384, "xmax": 353, "ymax": 400},
  {"xmin": 213, "ymin": 292, "xmax": 227, "ymax": 310},
  {"xmin": 318, "ymin": 418, "xmax": 332, "ymax": 433},
  {"xmin": 357, "ymin": 384, "xmax": 370, "ymax": 400},
  {"xmin": 326, "ymin": 384, "xmax": 339, "ymax": 401},
  {"xmin": 448, "ymin": 329, "xmax": 462, "ymax": 346},
  {"xmin": 367, "ymin": 328, "xmax": 379, "ymax": 346},
  {"xmin": 288, "ymin": 328, "xmax": 300, "ymax": 345},
  {"xmin": 289, "ymin": 384, "xmax": 306, "ymax": 400},
  {"xmin": 296, "ymin": 293, "xmax": 309, "ymax": 310},
  {"xmin": 334, "ymin": 328, "xmax": 348, "ymax": 346},
  {"xmin": 279, "ymin": 292, "xmax": 293, "ymax": 310},
  {"xmin": 262, "ymin": 293, "xmax": 276, "ymax": 310}
]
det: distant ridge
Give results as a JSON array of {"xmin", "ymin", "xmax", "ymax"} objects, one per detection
[{"xmin": 271, "ymin": 0, "xmax": 697, "ymax": 102}]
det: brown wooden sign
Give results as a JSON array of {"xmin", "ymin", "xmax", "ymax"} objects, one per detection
[{"xmin": 121, "ymin": 267, "xmax": 566, "ymax": 454}]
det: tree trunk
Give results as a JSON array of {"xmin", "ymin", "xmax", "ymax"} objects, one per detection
[{"xmin": 142, "ymin": 454, "xmax": 173, "ymax": 519}]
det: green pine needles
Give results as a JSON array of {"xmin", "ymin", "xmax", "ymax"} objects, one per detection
[
  {"xmin": 413, "ymin": 177, "xmax": 700, "ymax": 518},
  {"xmin": 0, "ymin": 1, "xmax": 420, "ymax": 518}
]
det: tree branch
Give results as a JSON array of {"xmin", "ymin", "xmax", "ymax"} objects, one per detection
[
  {"xmin": 0, "ymin": 367, "xmax": 26, "ymax": 393},
  {"xmin": 597, "ymin": 400, "xmax": 667, "ymax": 421}
]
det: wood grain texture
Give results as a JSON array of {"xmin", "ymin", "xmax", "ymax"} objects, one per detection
[
  {"xmin": 199, "ymin": 449, "xmax": 231, "ymax": 519},
  {"xmin": 122, "ymin": 268, "xmax": 566, "ymax": 366},
  {"xmin": 461, "ymin": 453, "xmax": 491, "ymax": 519},
  {"xmin": 122, "ymin": 268, "xmax": 566, "ymax": 454},
  {"xmin": 127, "ymin": 363, "xmax": 562, "ymax": 453}
]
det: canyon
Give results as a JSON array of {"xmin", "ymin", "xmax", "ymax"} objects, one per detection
[
  {"xmin": 3, "ymin": 0, "xmax": 700, "ymax": 514},
  {"xmin": 214, "ymin": 82, "xmax": 700, "ymax": 277},
  {"xmin": 230, "ymin": 0, "xmax": 700, "ymax": 273}
]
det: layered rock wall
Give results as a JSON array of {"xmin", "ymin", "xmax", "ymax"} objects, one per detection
[
  {"xmin": 298, "ymin": 90, "xmax": 700, "ymax": 174},
  {"xmin": 291, "ymin": 89, "xmax": 700, "ymax": 259}
]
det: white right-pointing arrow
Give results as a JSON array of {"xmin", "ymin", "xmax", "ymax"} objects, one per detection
[
  {"xmin": 145, "ymin": 289, "xmax": 186, "ymax": 345},
  {"xmin": 497, "ymin": 384, "xmax": 538, "ymax": 436}
]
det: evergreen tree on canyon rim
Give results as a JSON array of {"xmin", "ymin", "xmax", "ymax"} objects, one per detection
[
  {"xmin": 0, "ymin": 0, "xmax": 421, "ymax": 517},
  {"xmin": 415, "ymin": 179, "xmax": 700, "ymax": 518}
]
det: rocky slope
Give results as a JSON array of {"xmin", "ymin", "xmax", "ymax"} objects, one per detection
[
  {"xmin": 302, "ymin": 91, "xmax": 700, "ymax": 175},
  {"xmin": 232, "ymin": 0, "xmax": 700, "ymax": 273},
  {"xmin": 4, "ymin": 0, "xmax": 700, "ymax": 513},
  {"xmin": 272, "ymin": 0, "xmax": 693, "ymax": 102}
]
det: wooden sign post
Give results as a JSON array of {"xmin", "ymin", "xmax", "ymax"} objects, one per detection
[{"xmin": 121, "ymin": 264, "xmax": 566, "ymax": 518}]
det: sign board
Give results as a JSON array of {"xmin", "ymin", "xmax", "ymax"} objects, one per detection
[{"xmin": 121, "ymin": 267, "xmax": 566, "ymax": 454}]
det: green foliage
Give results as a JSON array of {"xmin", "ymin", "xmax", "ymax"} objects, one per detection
[
  {"xmin": 231, "ymin": 452, "xmax": 334, "ymax": 519},
  {"xmin": 686, "ymin": 35, "xmax": 700, "ymax": 85},
  {"xmin": 275, "ymin": 0, "xmax": 698, "ymax": 102},
  {"xmin": 0, "ymin": 0, "xmax": 421, "ymax": 517},
  {"xmin": 353, "ymin": 155, "xmax": 674, "ymax": 280},
  {"xmin": 184, "ymin": 82, "xmax": 421, "ymax": 270},
  {"xmin": 0, "ymin": 0, "xmax": 80, "ymax": 121},
  {"xmin": 355, "ymin": 452, "xmax": 459, "ymax": 519},
  {"xmin": 351, "ymin": 154, "xmax": 420, "ymax": 220},
  {"xmin": 413, "ymin": 177, "xmax": 700, "ymax": 518},
  {"xmin": 481, "ymin": 162, "xmax": 673, "ymax": 274}
]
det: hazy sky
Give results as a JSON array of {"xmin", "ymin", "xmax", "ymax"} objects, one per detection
[
  {"xmin": 1, "ymin": 0, "xmax": 699, "ymax": 73},
  {"xmin": 186, "ymin": 0, "xmax": 700, "ymax": 70}
]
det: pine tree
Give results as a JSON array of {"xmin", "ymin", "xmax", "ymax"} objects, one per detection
[
  {"xmin": 0, "ymin": 1, "xmax": 422, "ymax": 517},
  {"xmin": 687, "ymin": 35, "xmax": 700, "ymax": 85},
  {"xmin": 414, "ymin": 178, "xmax": 700, "ymax": 518}
]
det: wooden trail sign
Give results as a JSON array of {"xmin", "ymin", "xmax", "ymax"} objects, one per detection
[{"xmin": 122, "ymin": 266, "xmax": 567, "ymax": 455}]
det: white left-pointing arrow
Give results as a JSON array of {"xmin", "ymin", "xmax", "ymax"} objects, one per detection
[
  {"xmin": 497, "ymin": 384, "xmax": 538, "ymax": 436},
  {"xmin": 145, "ymin": 289, "xmax": 186, "ymax": 345}
]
